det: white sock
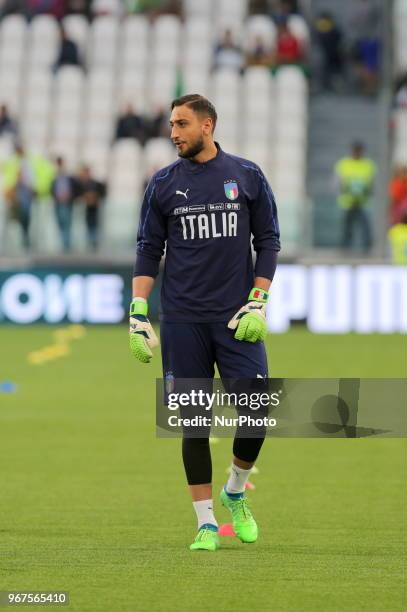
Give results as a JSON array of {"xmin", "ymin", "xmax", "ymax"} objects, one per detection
[
  {"xmin": 192, "ymin": 499, "xmax": 218, "ymax": 529},
  {"xmin": 226, "ymin": 463, "xmax": 252, "ymax": 494}
]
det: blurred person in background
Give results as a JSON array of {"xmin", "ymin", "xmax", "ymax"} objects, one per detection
[
  {"xmin": 246, "ymin": 34, "xmax": 273, "ymax": 67},
  {"xmin": 248, "ymin": 0, "xmax": 269, "ymax": 14},
  {"xmin": 314, "ymin": 12, "xmax": 344, "ymax": 92},
  {"xmin": 388, "ymin": 211, "xmax": 407, "ymax": 265},
  {"xmin": 75, "ymin": 165, "xmax": 106, "ymax": 251},
  {"xmin": 1, "ymin": 144, "xmax": 54, "ymax": 249},
  {"xmin": 65, "ymin": 0, "xmax": 91, "ymax": 18},
  {"xmin": 213, "ymin": 29, "xmax": 245, "ymax": 73},
  {"xmin": 54, "ymin": 25, "xmax": 84, "ymax": 72},
  {"xmin": 124, "ymin": 0, "xmax": 181, "ymax": 18},
  {"xmin": 389, "ymin": 166, "xmax": 407, "ymax": 226},
  {"xmin": 0, "ymin": 104, "xmax": 18, "ymax": 139},
  {"xmin": 270, "ymin": 0, "xmax": 300, "ymax": 20},
  {"xmin": 115, "ymin": 104, "xmax": 149, "ymax": 144},
  {"xmin": 335, "ymin": 141, "xmax": 376, "ymax": 252},
  {"xmin": 274, "ymin": 18, "xmax": 303, "ymax": 68},
  {"xmin": 349, "ymin": 0, "xmax": 381, "ymax": 96},
  {"xmin": 0, "ymin": 0, "xmax": 28, "ymax": 19},
  {"xmin": 51, "ymin": 156, "xmax": 78, "ymax": 252},
  {"xmin": 155, "ymin": 0, "xmax": 183, "ymax": 18},
  {"xmin": 2, "ymin": 144, "xmax": 36, "ymax": 249},
  {"xmin": 148, "ymin": 106, "xmax": 170, "ymax": 139},
  {"xmin": 124, "ymin": 0, "xmax": 160, "ymax": 14},
  {"xmin": 394, "ymin": 74, "xmax": 407, "ymax": 109},
  {"xmin": 26, "ymin": 0, "xmax": 66, "ymax": 20}
]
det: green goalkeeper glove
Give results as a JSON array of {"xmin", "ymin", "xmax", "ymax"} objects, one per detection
[
  {"xmin": 228, "ymin": 288, "xmax": 268, "ymax": 343},
  {"xmin": 129, "ymin": 298, "xmax": 159, "ymax": 363}
]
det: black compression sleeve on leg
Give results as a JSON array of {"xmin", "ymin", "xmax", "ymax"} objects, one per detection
[
  {"xmin": 182, "ymin": 437, "xmax": 212, "ymax": 485},
  {"xmin": 233, "ymin": 435, "xmax": 265, "ymax": 464}
]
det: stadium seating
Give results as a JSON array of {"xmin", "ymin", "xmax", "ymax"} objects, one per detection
[
  {"xmin": 89, "ymin": 15, "xmax": 119, "ymax": 69},
  {"xmin": 393, "ymin": 0, "xmax": 407, "ymax": 166},
  {"xmin": 287, "ymin": 15, "xmax": 309, "ymax": 49},
  {"xmin": 120, "ymin": 15, "xmax": 149, "ymax": 70},
  {"xmin": 62, "ymin": 14, "xmax": 89, "ymax": 59},
  {"xmin": 0, "ymin": 15, "xmax": 26, "ymax": 114},
  {"xmin": 184, "ymin": 0, "xmax": 214, "ymax": 19},
  {"xmin": 0, "ymin": 7, "xmax": 309, "ymax": 254},
  {"xmin": 28, "ymin": 15, "xmax": 59, "ymax": 70},
  {"xmin": 245, "ymin": 15, "xmax": 277, "ymax": 53},
  {"xmin": 394, "ymin": 0, "xmax": 407, "ymax": 74},
  {"xmin": 392, "ymin": 109, "xmax": 407, "ymax": 165},
  {"xmin": 22, "ymin": 70, "xmax": 53, "ymax": 153},
  {"xmin": 92, "ymin": 0, "xmax": 124, "ymax": 18},
  {"xmin": 50, "ymin": 67, "xmax": 84, "ymax": 167}
]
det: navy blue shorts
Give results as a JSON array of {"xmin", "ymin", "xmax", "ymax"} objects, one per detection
[{"xmin": 160, "ymin": 321, "xmax": 268, "ymax": 379}]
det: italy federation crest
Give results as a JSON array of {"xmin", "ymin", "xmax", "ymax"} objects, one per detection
[{"xmin": 224, "ymin": 180, "xmax": 239, "ymax": 200}]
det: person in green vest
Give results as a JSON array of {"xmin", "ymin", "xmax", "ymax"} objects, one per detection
[
  {"xmin": 388, "ymin": 212, "xmax": 407, "ymax": 265},
  {"xmin": 335, "ymin": 141, "xmax": 377, "ymax": 252},
  {"xmin": 2, "ymin": 143, "xmax": 54, "ymax": 249},
  {"xmin": 2, "ymin": 143, "xmax": 36, "ymax": 249}
]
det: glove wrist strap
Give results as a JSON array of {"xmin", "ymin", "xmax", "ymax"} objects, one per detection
[
  {"xmin": 248, "ymin": 287, "xmax": 268, "ymax": 303},
  {"xmin": 130, "ymin": 298, "xmax": 148, "ymax": 317}
]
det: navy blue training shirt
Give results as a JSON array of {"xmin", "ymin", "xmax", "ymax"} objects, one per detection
[{"xmin": 134, "ymin": 143, "xmax": 280, "ymax": 322}]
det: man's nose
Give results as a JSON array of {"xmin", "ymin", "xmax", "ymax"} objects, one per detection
[{"xmin": 171, "ymin": 126, "xmax": 179, "ymax": 140}]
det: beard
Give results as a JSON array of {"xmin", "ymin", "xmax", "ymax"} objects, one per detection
[{"xmin": 176, "ymin": 135, "xmax": 205, "ymax": 159}]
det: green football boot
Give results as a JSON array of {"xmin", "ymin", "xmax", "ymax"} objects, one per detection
[
  {"xmin": 220, "ymin": 487, "xmax": 258, "ymax": 543},
  {"xmin": 189, "ymin": 524, "xmax": 220, "ymax": 551}
]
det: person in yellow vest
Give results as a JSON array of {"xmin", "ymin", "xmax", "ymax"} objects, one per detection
[
  {"xmin": 388, "ymin": 212, "xmax": 407, "ymax": 265},
  {"xmin": 2, "ymin": 143, "xmax": 54, "ymax": 249},
  {"xmin": 335, "ymin": 141, "xmax": 377, "ymax": 252}
]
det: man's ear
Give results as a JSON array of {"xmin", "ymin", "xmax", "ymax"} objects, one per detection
[{"xmin": 202, "ymin": 117, "xmax": 214, "ymax": 136}]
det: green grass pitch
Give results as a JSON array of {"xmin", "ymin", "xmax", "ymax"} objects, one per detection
[{"xmin": 0, "ymin": 326, "xmax": 406, "ymax": 611}]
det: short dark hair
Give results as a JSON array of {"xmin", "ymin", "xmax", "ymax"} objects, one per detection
[
  {"xmin": 352, "ymin": 140, "xmax": 365, "ymax": 151},
  {"xmin": 171, "ymin": 94, "xmax": 217, "ymax": 131}
]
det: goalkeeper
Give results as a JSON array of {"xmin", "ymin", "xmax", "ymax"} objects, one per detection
[{"xmin": 131, "ymin": 94, "xmax": 280, "ymax": 552}]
